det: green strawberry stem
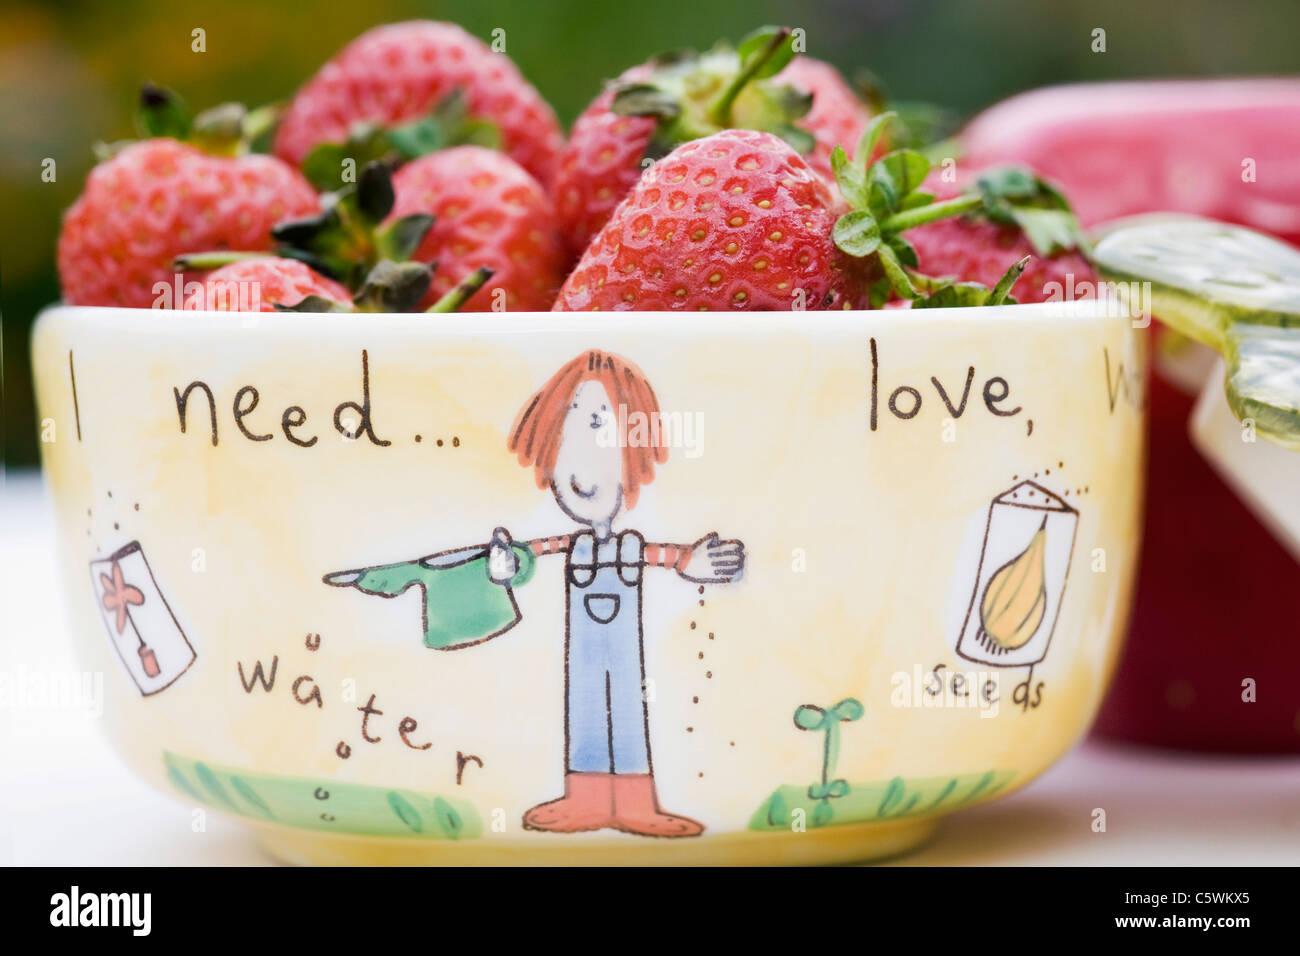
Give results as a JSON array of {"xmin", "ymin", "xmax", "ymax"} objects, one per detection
[
  {"xmin": 987, "ymin": 255, "xmax": 1030, "ymax": 306},
  {"xmin": 426, "ymin": 266, "xmax": 494, "ymax": 313},
  {"xmin": 172, "ymin": 251, "xmax": 270, "ymax": 271},
  {"xmin": 880, "ymin": 194, "xmax": 983, "ymax": 233},
  {"xmin": 707, "ymin": 27, "xmax": 792, "ymax": 126}
]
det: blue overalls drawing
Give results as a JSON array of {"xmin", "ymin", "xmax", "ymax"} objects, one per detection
[{"xmin": 565, "ymin": 529, "xmax": 651, "ymax": 774}]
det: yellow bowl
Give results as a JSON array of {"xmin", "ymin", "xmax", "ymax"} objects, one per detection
[{"xmin": 32, "ymin": 301, "xmax": 1145, "ymax": 864}]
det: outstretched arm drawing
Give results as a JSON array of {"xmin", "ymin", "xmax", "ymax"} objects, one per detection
[{"xmin": 489, "ymin": 528, "xmax": 745, "ymax": 584}]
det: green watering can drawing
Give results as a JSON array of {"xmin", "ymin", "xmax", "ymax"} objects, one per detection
[{"xmin": 323, "ymin": 529, "xmax": 536, "ymax": 650}]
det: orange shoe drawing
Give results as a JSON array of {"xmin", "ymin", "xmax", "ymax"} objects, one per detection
[{"xmin": 522, "ymin": 772, "xmax": 615, "ymax": 833}]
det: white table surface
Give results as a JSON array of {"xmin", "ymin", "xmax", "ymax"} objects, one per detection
[{"xmin": 4, "ymin": 469, "xmax": 1298, "ymax": 866}]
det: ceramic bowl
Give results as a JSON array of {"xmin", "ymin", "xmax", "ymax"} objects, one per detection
[{"xmin": 32, "ymin": 300, "xmax": 1144, "ymax": 865}]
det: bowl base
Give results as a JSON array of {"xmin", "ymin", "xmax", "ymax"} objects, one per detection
[{"xmin": 253, "ymin": 816, "xmax": 940, "ymax": 866}]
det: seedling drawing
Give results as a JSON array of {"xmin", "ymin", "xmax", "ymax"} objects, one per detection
[{"xmin": 794, "ymin": 697, "xmax": 864, "ymax": 826}]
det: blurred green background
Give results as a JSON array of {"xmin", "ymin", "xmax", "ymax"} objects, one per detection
[{"xmin": 3, "ymin": 0, "xmax": 1297, "ymax": 466}]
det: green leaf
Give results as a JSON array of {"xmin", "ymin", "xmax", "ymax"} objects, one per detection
[
  {"xmin": 274, "ymin": 295, "xmax": 350, "ymax": 313},
  {"xmin": 355, "ymin": 161, "xmax": 396, "ymax": 224},
  {"xmin": 910, "ymin": 258, "xmax": 1025, "ymax": 309},
  {"xmin": 866, "ymin": 166, "xmax": 899, "ymax": 218},
  {"xmin": 387, "ymin": 120, "xmax": 447, "ymax": 159},
  {"xmin": 887, "ymin": 235, "xmax": 918, "ymax": 269},
  {"xmin": 610, "ymin": 83, "xmax": 682, "ymax": 120},
  {"xmin": 829, "ymin": 698, "xmax": 865, "ymax": 722},
  {"xmin": 832, "ymin": 210, "xmax": 881, "ymax": 258},
  {"xmin": 987, "ymin": 255, "xmax": 1030, "ymax": 305},
  {"xmin": 977, "ymin": 164, "xmax": 1040, "ymax": 201},
  {"xmin": 736, "ymin": 26, "xmax": 797, "ymax": 79},
  {"xmin": 975, "ymin": 164, "xmax": 1086, "ymax": 256},
  {"xmin": 352, "ymin": 260, "xmax": 432, "ymax": 313},
  {"xmin": 900, "ymin": 190, "xmax": 935, "ymax": 211},
  {"xmin": 793, "ymin": 705, "xmax": 826, "ymax": 731},
  {"xmin": 831, "ymin": 146, "xmax": 870, "ymax": 209},
  {"xmin": 824, "ymin": 778, "xmax": 850, "ymax": 798},
  {"xmin": 190, "ymin": 102, "xmax": 247, "ymax": 156},
  {"xmin": 376, "ymin": 214, "xmax": 435, "ymax": 262},
  {"xmin": 876, "ymin": 243, "xmax": 916, "ymax": 298},
  {"xmin": 853, "ymin": 110, "xmax": 895, "ymax": 168},
  {"xmin": 874, "ymin": 149, "xmax": 931, "ymax": 197},
  {"xmin": 1009, "ymin": 208, "xmax": 1088, "ymax": 258},
  {"xmin": 299, "ymin": 128, "xmax": 390, "ymax": 191},
  {"xmin": 136, "ymin": 83, "xmax": 192, "ymax": 141}
]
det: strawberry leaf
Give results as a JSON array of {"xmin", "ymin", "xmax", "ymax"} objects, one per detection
[
  {"xmin": 911, "ymin": 256, "xmax": 1027, "ymax": 309},
  {"xmin": 876, "ymin": 149, "xmax": 931, "ymax": 197},
  {"xmin": 355, "ymin": 161, "xmax": 396, "ymax": 224},
  {"xmin": 137, "ymin": 84, "xmax": 192, "ymax": 141},
  {"xmin": 735, "ymin": 26, "xmax": 797, "ymax": 79},
  {"xmin": 610, "ymin": 83, "xmax": 683, "ymax": 120},
  {"xmin": 975, "ymin": 165, "xmax": 1087, "ymax": 256},
  {"xmin": 275, "ymin": 295, "xmax": 352, "ymax": 313},
  {"xmin": 351, "ymin": 260, "xmax": 433, "ymax": 313},
  {"xmin": 886, "ymin": 234, "xmax": 918, "ymax": 269},
  {"xmin": 299, "ymin": 91, "xmax": 501, "ymax": 191},
  {"xmin": 832, "ymin": 210, "xmax": 881, "ymax": 258},
  {"xmin": 900, "ymin": 190, "xmax": 935, "ymax": 211},
  {"xmin": 853, "ymin": 111, "xmax": 894, "ymax": 169},
  {"xmin": 831, "ymin": 146, "xmax": 870, "ymax": 209},
  {"xmin": 876, "ymin": 244, "xmax": 916, "ymax": 299},
  {"xmin": 375, "ymin": 213, "xmax": 435, "ymax": 263}
]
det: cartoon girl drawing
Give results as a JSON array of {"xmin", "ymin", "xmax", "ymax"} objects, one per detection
[
  {"xmin": 325, "ymin": 350, "xmax": 744, "ymax": 838},
  {"xmin": 497, "ymin": 350, "xmax": 745, "ymax": 837}
]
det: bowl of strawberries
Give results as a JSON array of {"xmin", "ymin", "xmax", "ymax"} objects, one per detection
[{"xmin": 34, "ymin": 20, "xmax": 1149, "ymax": 865}]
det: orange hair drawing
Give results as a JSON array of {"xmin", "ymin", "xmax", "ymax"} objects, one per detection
[{"xmin": 509, "ymin": 350, "xmax": 669, "ymax": 509}]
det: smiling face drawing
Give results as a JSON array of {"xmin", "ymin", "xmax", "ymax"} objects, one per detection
[
  {"xmin": 509, "ymin": 351, "xmax": 669, "ymax": 521},
  {"xmin": 551, "ymin": 380, "xmax": 625, "ymax": 532}
]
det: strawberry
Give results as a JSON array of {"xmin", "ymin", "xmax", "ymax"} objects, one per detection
[
  {"xmin": 182, "ymin": 257, "xmax": 351, "ymax": 311},
  {"xmin": 182, "ymin": 256, "xmax": 492, "ymax": 313},
  {"xmin": 389, "ymin": 146, "xmax": 566, "ymax": 311},
  {"xmin": 553, "ymin": 122, "xmax": 977, "ymax": 312},
  {"xmin": 903, "ymin": 165, "xmax": 1096, "ymax": 304},
  {"xmin": 273, "ymin": 21, "xmax": 563, "ymax": 189},
  {"xmin": 553, "ymin": 27, "xmax": 874, "ymax": 256},
  {"xmin": 776, "ymin": 56, "xmax": 876, "ymax": 185},
  {"xmin": 58, "ymin": 98, "xmax": 318, "ymax": 309}
]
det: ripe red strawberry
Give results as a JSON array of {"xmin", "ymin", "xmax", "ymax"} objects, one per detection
[
  {"xmin": 183, "ymin": 257, "xmax": 351, "ymax": 311},
  {"xmin": 58, "ymin": 139, "xmax": 318, "ymax": 308},
  {"xmin": 553, "ymin": 29, "xmax": 873, "ymax": 256},
  {"xmin": 182, "ymin": 255, "xmax": 493, "ymax": 314},
  {"xmin": 555, "ymin": 129, "xmax": 861, "ymax": 312},
  {"xmin": 904, "ymin": 166, "xmax": 1096, "ymax": 303},
  {"xmin": 274, "ymin": 21, "xmax": 563, "ymax": 188},
  {"xmin": 556, "ymin": 122, "xmax": 992, "ymax": 313},
  {"xmin": 389, "ymin": 146, "xmax": 565, "ymax": 311}
]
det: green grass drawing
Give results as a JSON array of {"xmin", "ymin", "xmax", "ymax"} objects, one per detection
[
  {"xmin": 749, "ymin": 768, "xmax": 1016, "ymax": 831},
  {"xmin": 163, "ymin": 751, "xmax": 483, "ymax": 839}
]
